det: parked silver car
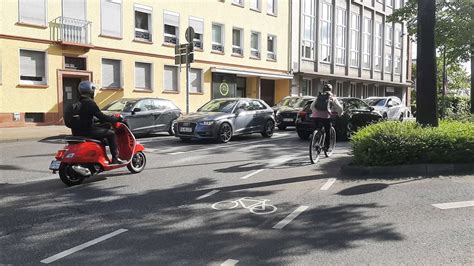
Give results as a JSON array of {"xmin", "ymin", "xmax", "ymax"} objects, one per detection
[
  {"xmin": 175, "ymin": 98, "xmax": 275, "ymax": 143},
  {"xmin": 364, "ymin": 96, "xmax": 411, "ymax": 121}
]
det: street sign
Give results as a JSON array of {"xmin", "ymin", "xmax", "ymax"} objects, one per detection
[
  {"xmin": 185, "ymin": 27, "xmax": 195, "ymax": 43},
  {"xmin": 174, "ymin": 53, "xmax": 194, "ymax": 65}
]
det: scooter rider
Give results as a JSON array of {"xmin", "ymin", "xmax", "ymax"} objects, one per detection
[{"xmin": 72, "ymin": 81, "xmax": 126, "ymax": 165}]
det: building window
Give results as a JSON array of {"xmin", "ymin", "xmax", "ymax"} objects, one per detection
[
  {"xmin": 267, "ymin": 0, "xmax": 277, "ymax": 15},
  {"xmin": 350, "ymin": 12, "xmax": 360, "ymax": 67},
  {"xmin": 164, "ymin": 65, "xmax": 178, "ymax": 91},
  {"xmin": 394, "ymin": 55, "xmax": 401, "ymax": 74},
  {"xmin": 395, "ymin": 26, "xmax": 402, "ymax": 48},
  {"xmin": 19, "ymin": 50, "xmax": 46, "ymax": 85},
  {"xmin": 233, "ymin": 0, "xmax": 244, "ymax": 6},
  {"xmin": 387, "ymin": 0, "xmax": 394, "ymax": 8},
  {"xmin": 134, "ymin": 4, "xmax": 152, "ymax": 42},
  {"xmin": 385, "ymin": 54, "xmax": 392, "ymax": 73},
  {"xmin": 251, "ymin": 31, "xmax": 261, "ymax": 58},
  {"xmin": 232, "ymin": 28, "xmax": 243, "ymax": 55},
  {"xmin": 320, "ymin": 1, "xmax": 332, "ymax": 63},
  {"xmin": 189, "ymin": 17, "xmax": 204, "ymax": 49},
  {"xmin": 302, "ymin": 0, "xmax": 315, "ymax": 60},
  {"xmin": 350, "ymin": 83, "xmax": 356, "ymax": 97},
  {"xmin": 385, "ymin": 25, "xmax": 393, "ymax": 46},
  {"xmin": 267, "ymin": 35, "xmax": 277, "ymax": 60},
  {"xmin": 102, "ymin": 59, "xmax": 121, "ymax": 88},
  {"xmin": 362, "ymin": 84, "xmax": 369, "ymax": 99},
  {"xmin": 189, "ymin": 68, "xmax": 202, "ymax": 93},
  {"xmin": 135, "ymin": 62, "xmax": 152, "ymax": 90},
  {"xmin": 301, "ymin": 79, "xmax": 312, "ymax": 96},
  {"xmin": 362, "ymin": 17, "xmax": 372, "ymax": 69},
  {"xmin": 64, "ymin": 57, "xmax": 86, "ymax": 70},
  {"xmin": 336, "ymin": 8, "xmax": 347, "ymax": 65},
  {"xmin": 336, "ymin": 82, "xmax": 343, "ymax": 96},
  {"xmin": 212, "ymin": 23, "xmax": 224, "ymax": 52},
  {"xmin": 101, "ymin": 0, "xmax": 122, "ymax": 38},
  {"xmin": 19, "ymin": 0, "xmax": 46, "ymax": 26},
  {"xmin": 374, "ymin": 22, "xmax": 383, "ymax": 71},
  {"xmin": 377, "ymin": 0, "xmax": 384, "ymax": 3},
  {"xmin": 164, "ymin": 11, "xmax": 179, "ymax": 44},
  {"xmin": 250, "ymin": 0, "xmax": 261, "ymax": 11}
]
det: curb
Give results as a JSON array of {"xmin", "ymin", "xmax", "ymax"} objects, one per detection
[
  {"xmin": 0, "ymin": 134, "xmax": 69, "ymax": 144},
  {"xmin": 340, "ymin": 163, "xmax": 474, "ymax": 177}
]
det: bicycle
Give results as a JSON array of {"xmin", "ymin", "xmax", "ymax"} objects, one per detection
[
  {"xmin": 309, "ymin": 120, "xmax": 336, "ymax": 164},
  {"xmin": 211, "ymin": 197, "xmax": 277, "ymax": 215}
]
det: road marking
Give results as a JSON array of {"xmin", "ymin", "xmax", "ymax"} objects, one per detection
[
  {"xmin": 241, "ymin": 169, "xmax": 265, "ymax": 179},
  {"xmin": 196, "ymin": 190, "xmax": 220, "ymax": 200},
  {"xmin": 320, "ymin": 178, "xmax": 337, "ymax": 190},
  {"xmin": 273, "ymin": 206, "xmax": 309, "ymax": 230},
  {"xmin": 267, "ymin": 154, "xmax": 298, "ymax": 167},
  {"xmin": 432, "ymin": 201, "xmax": 474, "ymax": 210},
  {"xmin": 40, "ymin": 229, "xmax": 128, "ymax": 264},
  {"xmin": 221, "ymin": 259, "xmax": 239, "ymax": 266}
]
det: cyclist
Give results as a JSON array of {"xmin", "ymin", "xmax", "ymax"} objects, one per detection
[{"xmin": 310, "ymin": 84, "xmax": 343, "ymax": 151}]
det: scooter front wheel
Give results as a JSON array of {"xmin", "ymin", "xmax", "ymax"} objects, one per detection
[
  {"xmin": 127, "ymin": 151, "xmax": 146, "ymax": 173},
  {"xmin": 59, "ymin": 164, "xmax": 85, "ymax": 186}
]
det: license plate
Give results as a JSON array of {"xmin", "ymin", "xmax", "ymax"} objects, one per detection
[
  {"xmin": 179, "ymin": 127, "xmax": 192, "ymax": 133},
  {"xmin": 283, "ymin": 118, "xmax": 293, "ymax": 122},
  {"xmin": 49, "ymin": 160, "xmax": 61, "ymax": 170}
]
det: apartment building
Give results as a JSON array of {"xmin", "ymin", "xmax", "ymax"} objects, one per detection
[
  {"xmin": 290, "ymin": 0, "xmax": 411, "ymax": 105},
  {"xmin": 0, "ymin": 0, "xmax": 291, "ymax": 127}
]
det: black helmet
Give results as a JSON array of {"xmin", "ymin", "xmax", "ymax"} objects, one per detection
[
  {"xmin": 78, "ymin": 81, "xmax": 96, "ymax": 99},
  {"xmin": 323, "ymin": 84, "xmax": 333, "ymax": 92}
]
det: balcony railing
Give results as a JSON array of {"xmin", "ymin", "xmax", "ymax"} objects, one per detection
[{"xmin": 50, "ymin": 16, "xmax": 92, "ymax": 46}]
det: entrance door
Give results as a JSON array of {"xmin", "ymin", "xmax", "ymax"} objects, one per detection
[
  {"xmin": 63, "ymin": 77, "xmax": 82, "ymax": 117},
  {"xmin": 260, "ymin": 79, "xmax": 275, "ymax": 106}
]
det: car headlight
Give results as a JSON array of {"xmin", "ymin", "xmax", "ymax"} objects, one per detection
[
  {"xmin": 65, "ymin": 153, "xmax": 75, "ymax": 158},
  {"xmin": 276, "ymin": 110, "xmax": 281, "ymax": 116},
  {"xmin": 198, "ymin": 121, "xmax": 215, "ymax": 126}
]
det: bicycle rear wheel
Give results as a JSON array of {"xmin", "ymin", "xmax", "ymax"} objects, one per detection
[
  {"xmin": 324, "ymin": 127, "xmax": 336, "ymax": 157},
  {"xmin": 309, "ymin": 130, "xmax": 324, "ymax": 164}
]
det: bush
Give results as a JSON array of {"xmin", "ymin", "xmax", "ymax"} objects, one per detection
[
  {"xmin": 439, "ymin": 95, "xmax": 471, "ymax": 120},
  {"xmin": 351, "ymin": 121, "xmax": 474, "ymax": 166}
]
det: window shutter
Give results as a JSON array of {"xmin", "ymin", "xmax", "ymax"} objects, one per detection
[
  {"xmin": 189, "ymin": 17, "xmax": 204, "ymax": 34},
  {"xmin": 135, "ymin": 63, "xmax": 151, "ymax": 89},
  {"xmin": 189, "ymin": 69, "xmax": 201, "ymax": 93},
  {"xmin": 20, "ymin": 50, "xmax": 45, "ymax": 78},
  {"xmin": 101, "ymin": 0, "xmax": 122, "ymax": 37},
  {"xmin": 19, "ymin": 0, "xmax": 46, "ymax": 26},
  {"xmin": 164, "ymin": 66, "xmax": 177, "ymax": 91},
  {"xmin": 164, "ymin": 11, "xmax": 179, "ymax": 27},
  {"xmin": 102, "ymin": 59, "xmax": 121, "ymax": 88},
  {"xmin": 63, "ymin": 0, "xmax": 86, "ymax": 20}
]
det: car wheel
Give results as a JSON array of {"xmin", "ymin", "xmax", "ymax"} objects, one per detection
[
  {"xmin": 168, "ymin": 120, "xmax": 177, "ymax": 136},
  {"xmin": 346, "ymin": 122, "xmax": 354, "ymax": 140},
  {"xmin": 278, "ymin": 124, "xmax": 286, "ymax": 130},
  {"xmin": 383, "ymin": 113, "xmax": 388, "ymax": 120},
  {"xmin": 262, "ymin": 120, "xmax": 275, "ymax": 138},
  {"xmin": 399, "ymin": 113, "xmax": 404, "ymax": 122},
  {"xmin": 217, "ymin": 123, "xmax": 232, "ymax": 143},
  {"xmin": 297, "ymin": 130, "xmax": 310, "ymax": 140}
]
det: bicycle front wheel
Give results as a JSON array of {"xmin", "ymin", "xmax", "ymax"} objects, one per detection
[
  {"xmin": 211, "ymin": 200, "xmax": 239, "ymax": 210},
  {"xmin": 309, "ymin": 130, "xmax": 324, "ymax": 164},
  {"xmin": 249, "ymin": 203, "xmax": 278, "ymax": 215},
  {"xmin": 325, "ymin": 127, "xmax": 336, "ymax": 157}
]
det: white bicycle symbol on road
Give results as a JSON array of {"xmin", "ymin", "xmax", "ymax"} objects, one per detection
[{"xmin": 211, "ymin": 197, "xmax": 277, "ymax": 215}]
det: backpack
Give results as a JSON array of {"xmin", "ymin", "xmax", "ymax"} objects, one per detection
[
  {"xmin": 64, "ymin": 101, "xmax": 82, "ymax": 129},
  {"xmin": 314, "ymin": 92, "xmax": 330, "ymax": 112}
]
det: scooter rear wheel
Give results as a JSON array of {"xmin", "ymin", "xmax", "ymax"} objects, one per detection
[
  {"xmin": 127, "ymin": 151, "xmax": 146, "ymax": 173},
  {"xmin": 59, "ymin": 164, "xmax": 85, "ymax": 186}
]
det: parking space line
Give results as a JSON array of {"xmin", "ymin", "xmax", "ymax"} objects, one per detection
[
  {"xmin": 432, "ymin": 201, "xmax": 474, "ymax": 210},
  {"xmin": 40, "ymin": 229, "xmax": 128, "ymax": 264},
  {"xmin": 196, "ymin": 190, "xmax": 220, "ymax": 200},
  {"xmin": 320, "ymin": 178, "xmax": 336, "ymax": 191},
  {"xmin": 221, "ymin": 259, "xmax": 239, "ymax": 266},
  {"xmin": 241, "ymin": 169, "xmax": 265, "ymax": 179},
  {"xmin": 273, "ymin": 206, "xmax": 309, "ymax": 230}
]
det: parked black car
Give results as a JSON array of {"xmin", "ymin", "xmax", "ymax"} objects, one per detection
[
  {"xmin": 272, "ymin": 96, "xmax": 300, "ymax": 114},
  {"xmin": 175, "ymin": 98, "xmax": 275, "ymax": 143},
  {"xmin": 276, "ymin": 96, "xmax": 315, "ymax": 130},
  {"xmin": 102, "ymin": 98, "xmax": 181, "ymax": 136},
  {"xmin": 295, "ymin": 97, "xmax": 382, "ymax": 140}
]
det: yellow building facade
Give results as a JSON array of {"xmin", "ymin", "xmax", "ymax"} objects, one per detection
[{"xmin": 0, "ymin": 0, "xmax": 292, "ymax": 127}]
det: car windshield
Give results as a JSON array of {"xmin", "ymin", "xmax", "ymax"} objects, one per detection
[
  {"xmin": 342, "ymin": 99, "xmax": 371, "ymax": 111},
  {"xmin": 102, "ymin": 99, "xmax": 136, "ymax": 112},
  {"xmin": 365, "ymin": 98, "xmax": 387, "ymax": 107},
  {"xmin": 198, "ymin": 99, "xmax": 238, "ymax": 113},
  {"xmin": 277, "ymin": 97, "xmax": 299, "ymax": 107},
  {"xmin": 294, "ymin": 98, "xmax": 313, "ymax": 108}
]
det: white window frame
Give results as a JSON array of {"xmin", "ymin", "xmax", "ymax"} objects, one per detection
[
  {"xmin": 362, "ymin": 84, "xmax": 369, "ymax": 99},
  {"xmin": 362, "ymin": 17, "xmax": 372, "ymax": 70},
  {"xmin": 350, "ymin": 83, "xmax": 357, "ymax": 97},
  {"xmin": 267, "ymin": 34, "xmax": 277, "ymax": 60},
  {"xmin": 395, "ymin": 27, "xmax": 402, "ymax": 48},
  {"xmin": 163, "ymin": 10, "xmax": 179, "ymax": 45},
  {"xmin": 101, "ymin": 58, "xmax": 122, "ymax": 89},
  {"xmin": 302, "ymin": 0, "xmax": 315, "ymax": 60},
  {"xmin": 18, "ymin": 0, "xmax": 47, "ymax": 27},
  {"xmin": 374, "ymin": 22, "xmax": 383, "ymax": 71},
  {"xmin": 232, "ymin": 0, "xmax": 244, "ymax": 7},
  {"xmin": 336, "ymin": 82, "xmax": 344, "ymax": 96},
  {"xmin": 394, "ymin": 55, "xmax": 401, "ymax": 74},
  {"xmin": 189, "ymin": 17, "xmax": 204, "ymax": 49},
  {"xmin": 100, "ymin": 0, "xmax": 123, "ymax": 38},
  {"xmin": 335, "ymin": 7, "xmax": 347, "ymax": 65},
  {"xmin": 350, "ymin": 12, "xmax": 360, "ymax": 67},
  {"xmin": 250, "ymin": 31, "xmax": 261, "ymax": 58},
  {"xmin": 320, "ymin": 0, "xmax": 332, "ymax": 63},
  {"xmin": 385, "ymin": 25, "xmax": 393, "ymax": 46},
  {"xmin": 189, "ymin": 68, "xmax": 203, "ymax": 93},
  {"xmin": 385, "ymin": 54, "xmax": 392, "ymax": 73},
  {"xmin": 212, "ymin": 23, "xmax": 224, "ymax": 52},
  {"xmin": 19, "ymin": 49, "xmax": 47, "ymax": 85},
  {"xmin": 163, "ymin": 65, "xmax": 179, "ymax": 92},
  {"xmin": 267, "ymin": 0, "xmax": 277, "ymax": 15},
  {"xmin": 232, "ymin": 27, "xmax": 244, "ymax": 55},
  {"xmin": 134, "ymin": 4, "xmax": 152, "ymax": 42},
  {"xmin": 134, "ymin": 62, "xmax": 153, "ymax": 91},
  {"xmin": 301, "ymin": 79, "xmax": 312, "ymax": 96},
  {"xmin": 250, "ymin": 0, "xmax": 261, "ymax": 12}
]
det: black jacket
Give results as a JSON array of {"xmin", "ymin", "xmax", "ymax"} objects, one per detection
[{"xmin": 77, "ymin": 97, "xmax": 120, "ymax": 130}]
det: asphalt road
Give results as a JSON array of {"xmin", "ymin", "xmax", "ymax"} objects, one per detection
[{"xmin": 0, "ymin": 130, "xmax": 472, "ymax": 265}]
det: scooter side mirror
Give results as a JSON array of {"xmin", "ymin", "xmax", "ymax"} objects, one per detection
[{"xmin": 132, "ymin": 107, "xmax": 142, "ymax": 115}]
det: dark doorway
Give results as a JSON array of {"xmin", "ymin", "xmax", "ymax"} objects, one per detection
[
  {"xmin": 260, "ymin": 79, "xmax": 275, "ymax": 106},
  {"xmin": 63, "ymin": 77, "xmax": 82, "ymax": 116},
  {"xmin": 236, "ymin": 77, "xmax": 246, "ymax": 97}
]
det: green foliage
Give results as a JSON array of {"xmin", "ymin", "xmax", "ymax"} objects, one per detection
[
  {"xmin": 439, "ymin": 95, "xmax": 471, "ymax": 119},
  {"xmin": 437, "ymin": 61, "xmax": 470, "ymax": 92},
  {"xmin": 351, "ymin": 121, "xmax": 474, "ymax": 166}
]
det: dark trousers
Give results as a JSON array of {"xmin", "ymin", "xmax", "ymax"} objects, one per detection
[
  {"xmin": 313, "ymin": 118, "xmax": 331, "ymax": 149},
  {"xmin": 72, "ymin": 125, "xmax": 118, "ymax": 158}
]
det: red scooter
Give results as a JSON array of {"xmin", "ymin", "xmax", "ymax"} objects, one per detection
[{"xmin": 49, "ymin": 119, "xmax": 146, "ymax": 186}]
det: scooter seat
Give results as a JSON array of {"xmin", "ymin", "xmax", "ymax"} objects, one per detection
[{"xmin": 64, "ymin": 136, "xmax": 104, "ymax": 144}]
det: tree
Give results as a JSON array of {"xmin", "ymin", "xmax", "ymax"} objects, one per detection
[
  {"xmin": 436, "ymin": 60, "xmax": 470, "ymax": 93},
  {"xmin": 389, "ymin": 0, "xmax": 474, "ymax": 113}
]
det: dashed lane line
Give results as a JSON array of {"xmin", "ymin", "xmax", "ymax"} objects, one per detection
[
  {"xmin": 320, "ymin": 178, "xmax": 337, "ymax": 191},
  {"xmin": 196, "ymin": 190, "xmax": 220, "ymax": 200},
  {"xmin": 240, "ymin": 169, "xmax": 266, "ymax": 180},
  {"xmin": 221, "ymin": 259, "xmax": 239, "ymax": 266},
  {"xmin": 273, "ymin": 206, "xmax": 309, "ymax": 230},
  {"xmin": 40, "ymin": 229, "xmax": 128, "ymax": 264},
  {"xmin": 432, "ymin": 201, "xmax": 474, "ymax": 210}
]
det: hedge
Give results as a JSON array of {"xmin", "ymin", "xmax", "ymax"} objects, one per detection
[{"xmin": 351, "ymin": 121, "xmax": 474, "ymax": 166}]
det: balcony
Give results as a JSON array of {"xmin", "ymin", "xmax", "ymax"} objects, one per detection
[{"xmin": 50, "ymin": 17, "xmax": 92, "ymax": 48}]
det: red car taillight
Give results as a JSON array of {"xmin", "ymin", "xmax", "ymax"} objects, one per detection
[
  {"xmin": 55, "ymin": 149, "xmax": 66, "ymax": 160},
  {"xmin": 297, "ymin": 111, "xmax": 306, "ymax": 120}
]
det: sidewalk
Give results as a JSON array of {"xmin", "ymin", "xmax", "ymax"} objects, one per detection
[{"xmin": 0, "ymin": 125, "xmax": 70, "ymax": 143}]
